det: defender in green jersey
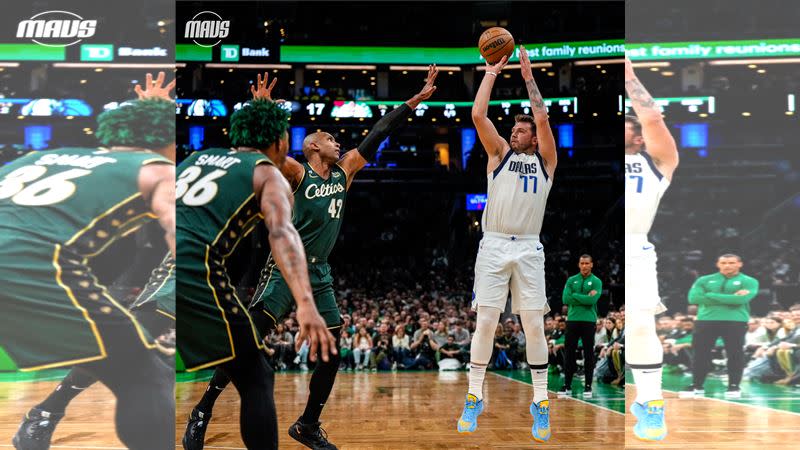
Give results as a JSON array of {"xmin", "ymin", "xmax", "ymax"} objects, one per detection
[
  {"xmin": 4, "ymin": 73, "xmax": 176, "ymax": 450},
  {"xmin": 184, "ymin": 68, "xmax": 439, "ymax": 450},
  {"xmin": 177, "ymin": 96, "xmax": 335, "ymax": 450}
]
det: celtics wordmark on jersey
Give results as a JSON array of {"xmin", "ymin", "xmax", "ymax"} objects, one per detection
[{"xmin": 0, "ymin": 147, "xmax": 172, "ymax": 370}]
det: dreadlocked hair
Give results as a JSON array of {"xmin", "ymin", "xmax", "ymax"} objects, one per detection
[
  {"xmin": 229, "ymin": 99, "xmax": 290, "ymax": 149},
  {"xmin": 96, "ymin": 98, "xmax": 175, "ymax": 149}
]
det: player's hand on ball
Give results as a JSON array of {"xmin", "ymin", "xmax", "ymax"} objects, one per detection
[
  {"xmin": 250, "ymin": 72, "xmax": 279, "ymax": 101},
  {"xmin": 487, "ymin": 54, "xmax": 509, "ymax": 75},
  {"xmin": 296, "ymin": 305, "xmax": 337, "ymax": 362},
  {"xmin": 134, "ymin": 71, "xmax": 176, "ymax": 101}
]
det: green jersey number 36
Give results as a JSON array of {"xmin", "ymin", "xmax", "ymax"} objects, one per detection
[
  {"xmin": 0, "ymin": 165, "xmax": 90, "ymax": 206},
  {"xmin": 176, "ymin": 167, "xmax": 227, "ymax": 206}
]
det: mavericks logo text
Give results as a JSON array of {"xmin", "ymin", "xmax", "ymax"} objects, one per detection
[
  {"xmin": 17, "ymin": 11, "xmax": 96, "ymax": 47},
  {"xmin": 185, "ymin": 11, "xmax": 229, "ymax": 47}
]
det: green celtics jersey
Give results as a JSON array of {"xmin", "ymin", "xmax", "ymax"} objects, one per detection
[
  {"xmin": 0, "ymin": 147, "xmax": 170, "ymax": 257},
  {"xmin": 176, "ymin": 148, "xmax": 273, "ymax": 259},
  {"xmin": 292, "ymin": 162, "xmax": 348, "ymax": 261}
]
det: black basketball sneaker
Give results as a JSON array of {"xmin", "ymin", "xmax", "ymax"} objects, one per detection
[
  {"xmin": 288, "ymin": 417, "xmax": 338, "ymax": 450},
  {"xmin": 182, "ymin": 407, "xmax": 212, "ymax": 450},
  {"xmin": 13, "ymin": 407, "xmax": 64, "ymax": 450}
]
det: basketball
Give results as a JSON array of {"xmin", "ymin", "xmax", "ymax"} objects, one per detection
[{"xmin": 479, "ymin": 27, "xmax": 515, "ymax": 64}]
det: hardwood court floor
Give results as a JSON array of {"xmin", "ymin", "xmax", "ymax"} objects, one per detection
[
  {"xmin": 0, "ymin": 370, "xmax": 125, "ymax": 449},
  {"xmin": 177, "ymin": 370, "xmax": 624, "ymax": 449},
  {"xmin": 625, "ymin": 373, "xmax": 800, "ymax": 450}
]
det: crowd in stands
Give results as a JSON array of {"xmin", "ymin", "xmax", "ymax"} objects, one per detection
[
  {"xmin": 659, "ymin": 304, "xmax": 800, "ymax": 386},
  {"xmin": 248, "ymin": 260, "xmax": 625, "ymax": 391}
]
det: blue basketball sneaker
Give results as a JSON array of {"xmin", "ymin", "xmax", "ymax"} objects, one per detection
[
  {"xmin": 530, "ymin": 399, "xmax": 551, "ymax": 442},
  {"xmin": 457, "ymin": 394, "xmax": 484, "ymax": 434},
  {"xmin": 631, "ymin": 399, "xmax": 667, "ymax": 441}
]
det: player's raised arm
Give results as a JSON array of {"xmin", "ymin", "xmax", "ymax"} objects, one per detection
[
  {"xmin": 249, "ymin": 73, "xmax": 306, "ymax": 189},
  {"xmin": 139, "ymin": 163, "xmax": 176, "ymax": 257},
  {"xmin": 472, "ymin": 55, "xmax": 510, "ymax": 159},
  {"xmin": 625, "ymin": 57, "xmax": 679, "ymax": 180},
  {"xmin": 520, "ymin": 46, "xmax": 557, "ymax": 178},
  {"xmin": 134, "ymin": 71, "xmax": 176, "ymax": 101},
  {"xmin": 253, "ymin": 163, "xmax": 336, "ymax": 362},
  {"xmin": 338, "ymin": 64, "xmax": 439, "ymax": 184}
]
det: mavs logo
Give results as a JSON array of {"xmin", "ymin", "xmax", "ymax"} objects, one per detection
[
  {"xmin": 185, "ymin": 11, "xmax": 229, "ymax": 47},
  {"xmin": 17, "ymin": 11, "xmax": 97, "ymax": 47}
]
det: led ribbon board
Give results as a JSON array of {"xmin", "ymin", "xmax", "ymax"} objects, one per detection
[
  {"xmin": 278, "ymin": 40, "xmax": 624, "ymax": 64},
  {"xmin": 621, "ymin": 96, "xmax": 715, "ymax": 115},
  {"xmin": 627, "ymin": 39, "xmax": 800, "ymax": 61},
  {"xmin": 0, "ymin": 44, "xmax": 65, "ymax": 61}
]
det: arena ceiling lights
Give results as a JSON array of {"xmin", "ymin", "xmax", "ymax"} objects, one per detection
[
  {"xmin": 205, "ymin": 63, "xmax": 291, "ymax": 69},
  {"xmin": 475, "ymin": 63, "xmax": 551, "ymax": 71},
  {"xmin": 389, "ymin": 65, "xmax": 461, "ymax": 72},
  {"xmin": 52, "ymin": 62, "xmax": 176, "ymax": 68},
  {"xmin": 305, "ymin": 64, "xmax": 376, "ymax": 70}
]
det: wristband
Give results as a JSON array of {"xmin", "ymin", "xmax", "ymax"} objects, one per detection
[{"xmin": 486, "ymin": 71, "xmax": 498, "ymax": 77}]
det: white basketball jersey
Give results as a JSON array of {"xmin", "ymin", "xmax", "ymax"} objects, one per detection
[
  {"xmin": 625, "ymin": 151, "xmax": 670, "ymax": 235},
  {"xmin": 482, "ymin": 150, "xmax": 552, "ymax": 235}
]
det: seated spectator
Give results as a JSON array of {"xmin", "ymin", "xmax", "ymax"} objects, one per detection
[
  {"xmin": 595, "ymin": 317, "xmax": 618, "ymax": 355},
  {"xmin": 267, "ymin": 323, "xmax": 294, "ymax": 371},
  {"xmin": 743, "ymin": 317, "xmax": 769, "ymax": 360},
  {"xmin": 407, "ymin": 318, "xmax": 438, "ymax": 369},
  {"xmin": 438, "ymin": 335, "xmax": 464, "ymax": 370},
  {"xmin": 493, "ymin": 324, "xmax": 519, "ymax": 370},
  {"xmin": 373, "ymin": 332, "xmax": 393, "ymax": 371},
  {"xmin": 549, "ymin": 318, "xmax": 567, "ymax": 372},
  {"xmin": 392, "ymin": 325, "xmax": 411, "ymax": 367},
  {"xmin": 339, "ymin": 330, "xmax": 354, "ymax": 371},
  {"xmin": 663, "ymin": 318, "xmax": 693, "ymax": 369},
  {"xmin": 353, "ymin": 326, "xmax": 373, "ymax": 370},
  {"xmin": 596, "ymin": 319, "xmax": 625, "ymax": 385},
  {"xmin": 432, "ymin": 321, "xmax": 450, "ymax": 354}
]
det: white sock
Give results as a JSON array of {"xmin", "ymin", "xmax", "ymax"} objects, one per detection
[
  {"xmin": 468, "ymin": 364, "xmax": 487, "ymax": 400},
  {"xmin": 531, "ymin": 367, "xmax": 548, "ymax": 403},
  {"xmin": 633, "ymin": 367, "xmax": 663, "ymax": 404}
]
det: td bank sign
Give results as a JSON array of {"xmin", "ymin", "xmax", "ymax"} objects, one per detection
[
  {"xmin": 220, "ymin": 45, "xmax": 272, "ymax": 61},
  {"xmin": 81, "ymin": 45, "xmax": 169, "ymax": 61}
]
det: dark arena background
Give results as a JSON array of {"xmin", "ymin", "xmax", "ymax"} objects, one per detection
[
  {"xmin": 175, "ymin": 1, "xmax": 625, "ymax": 448},
  {"xmin": 626, "ymin": 1, "xmax": 800, "ymax": 448}
]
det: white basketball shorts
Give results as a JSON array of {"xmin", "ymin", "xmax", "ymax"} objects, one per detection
[{"xmin": 472, "ymin": 232, "xmax": 550, "ymax": 314}]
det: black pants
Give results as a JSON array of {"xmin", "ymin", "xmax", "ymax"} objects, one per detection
[
  {"xmin": 80, "ymin": 317, "xmax": 175, "ymax": 450},
  {"xmin": 564, "ymin": 321, "xmax": 596, "ymax": 388},
  {"xmin": 692, "ymin": 320, "xmax": 747, "ymax": 388}
]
